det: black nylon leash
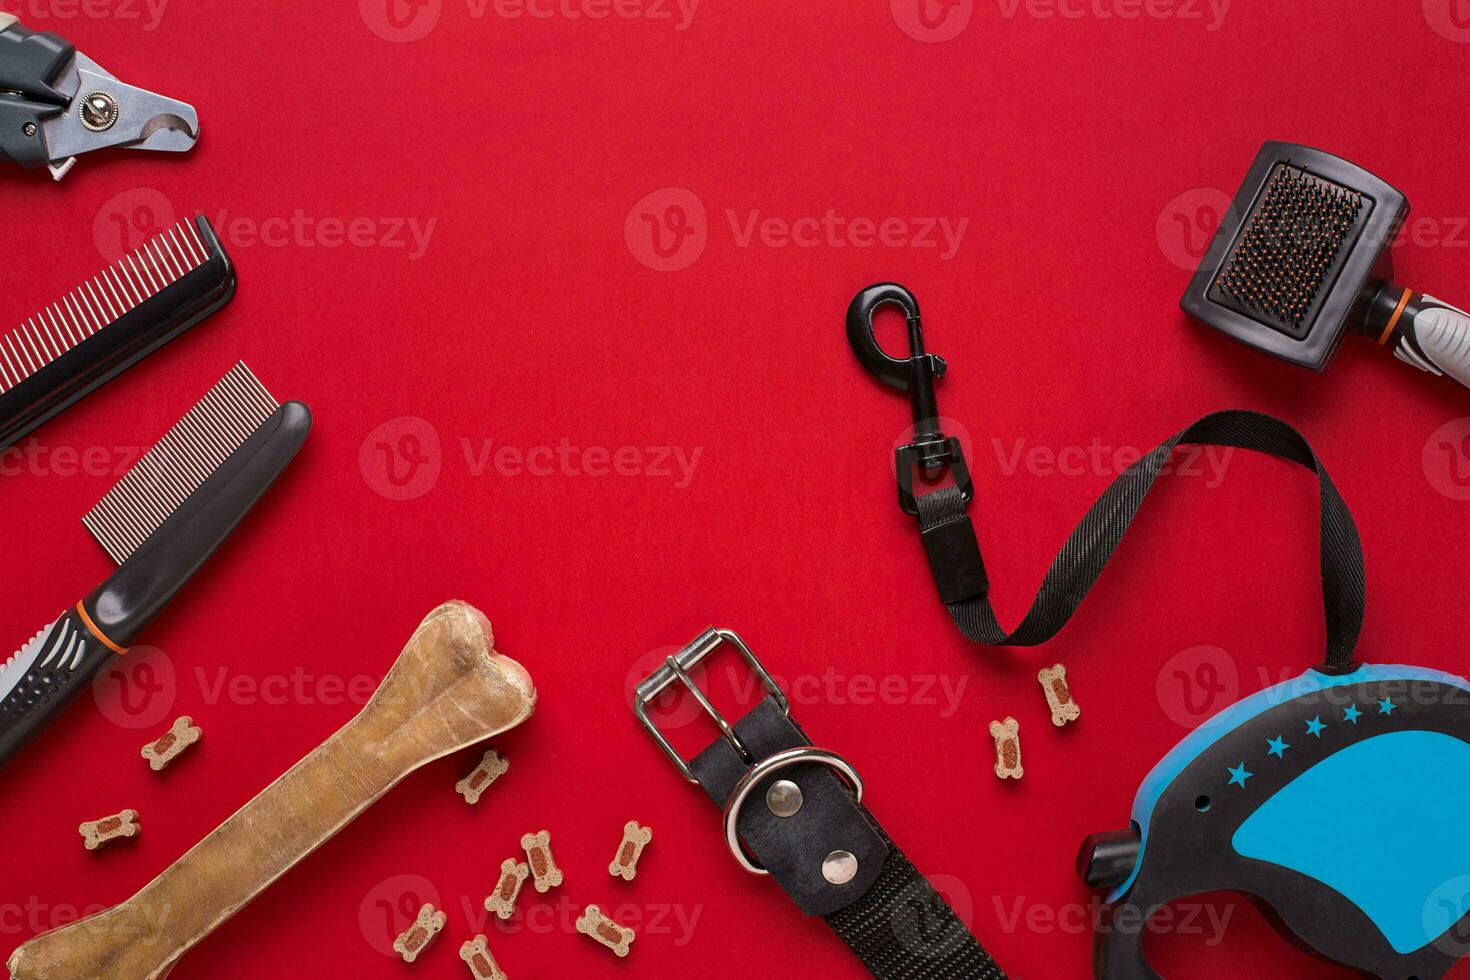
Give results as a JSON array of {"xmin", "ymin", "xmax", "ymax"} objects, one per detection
[{"xmin": 848, "ymin": 284, "xmax": 1367, "ymax": 672}]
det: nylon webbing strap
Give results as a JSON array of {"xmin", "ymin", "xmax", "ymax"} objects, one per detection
[
  {"xmin": 827, "ymin": 837, "xmax": 1008, "ymax": 980},
  {"xmin": 914, "ymin": 410, "xmax": 1365, "ymax": 670}
]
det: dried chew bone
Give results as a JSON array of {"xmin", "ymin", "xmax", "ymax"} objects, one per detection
[
  {"xmin": 1038, "ymin": 663, "xmax": 1081, "ymax": 728},
  {"xmin": 576, "ymin": 904, "xmax": 635, "ymax": 958},
  {"xmin": 459, "ymin": 935, "xmax": 507, "ymax": 980},
  {"xmin": 521, "ymin": 830, "xmax": 563, "ymax": 893},
  {"xmin": 141, "ymin": 716, "xmax": 202, "ymax": 771},
  {"xmin": 8, "ymin": 602, "xmax": 536, "ymax": 980},
  {"xmin": 455, "ymin": 748, "xmax": 508, "ymax": 804},
  {"xmin": 393, "ymin": 903, "xmax": 446, "ymax": 963},
  {"xmin": 483, "ymin": 858, "xmax": 529, "ymax": 920},
  {"xmin": 609, "ymin": 821, "xmax": 652, "ymax": 881},
  {"xmin": 79, "ymin": 810, "xmax": 140, "ymax": 851},
  {"xmin": 990, "ymin": 717, "xmax": 1023, "ymax": 780}
]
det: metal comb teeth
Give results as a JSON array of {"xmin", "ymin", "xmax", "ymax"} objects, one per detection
[
  {"xmin": 83, "ymin": 362, "xmax": 280, "ymax": 565},
  {"xmin": 1216, "ymin": 164, "xmax": 1364, "ymax": 331},
  {"xmin": 0, "ymin": 221, "xmax": 212, "ymax": 395}
]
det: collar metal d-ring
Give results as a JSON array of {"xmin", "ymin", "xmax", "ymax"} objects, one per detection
[{"xmin": 722, "ymin": 747, "xmax": 864, "ymax": 875}]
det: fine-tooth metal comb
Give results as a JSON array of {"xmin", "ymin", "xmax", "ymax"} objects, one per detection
[
  {"xmin": 0, "ymin": 362, "xmax": 309, "ymax": 773},
  {"xmin": 85, "ymin": 361, "xmax": 279, "ymax": 564},
  {"xmin": 0, "ymin": 215, "xmax": 235, "ymax": 453}
]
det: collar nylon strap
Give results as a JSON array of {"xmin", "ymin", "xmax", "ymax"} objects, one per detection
[{"xmin": 910, "ymin": 410, "xmax": 1366, "ymax": 671}]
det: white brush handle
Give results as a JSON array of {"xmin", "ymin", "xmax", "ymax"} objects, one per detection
[{"xmin": 1402, "ymin": 300, "xmax": 1470, "ymax": 388}]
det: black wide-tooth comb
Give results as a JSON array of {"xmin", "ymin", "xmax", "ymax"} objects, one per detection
[
  {"xmin": 0, "ymin": 362, "xmax": 309, "ymax": 772},
  {"xmin": 1182, "ymin": 141, "xmax": 1470, "ymax": 389},
  {"xmin": 0, "ymin": 215, "xmax": 234, "ymax": 452}
]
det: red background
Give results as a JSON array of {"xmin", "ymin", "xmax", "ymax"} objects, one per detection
[{"xmin": 4, "ymin": 1, "xmax": 1470, "ymax": 977}]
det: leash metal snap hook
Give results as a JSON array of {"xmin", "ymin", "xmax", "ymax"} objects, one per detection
[{"xmin": 846, "ymin": 283, "xmax": 973, "ymax": 516}]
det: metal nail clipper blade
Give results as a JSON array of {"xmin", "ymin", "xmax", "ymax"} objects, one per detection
[{"xmin": 0, "ymin": 14, "xmax": 199, "ymax": 179}]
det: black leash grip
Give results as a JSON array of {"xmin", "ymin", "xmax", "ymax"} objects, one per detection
[{"xmin": 920, "ymin": 511, "xmax": 988, "ymax": 604}]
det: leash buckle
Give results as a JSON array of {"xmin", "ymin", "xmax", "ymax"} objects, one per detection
[
  {"xmin": 846, "ymin": 282, "xmax": 975, "ymax": 516},
  {"xmin": 634, "ymin": 627, "xmax": 790, "ymax": 783}
]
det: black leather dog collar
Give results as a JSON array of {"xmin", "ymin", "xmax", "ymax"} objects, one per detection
[{"xmin": 635, "ymin": 628, "xmax": 1006, "ymax": 980}]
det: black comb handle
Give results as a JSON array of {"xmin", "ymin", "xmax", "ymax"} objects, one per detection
[
  {"xmin": 1364, "ymin": 284, "xmax": 1470, "ymax": 389},
  {"xmin": 0, "ymin": 607, "xmax": 116, "ymax": 772},
  {"xmin": 0, "ymin": 216, "xmax": 236, "ymax": 453},
  {"xmin": 84, "ymin": 400, "xmax": 312, "ymax": 649}
]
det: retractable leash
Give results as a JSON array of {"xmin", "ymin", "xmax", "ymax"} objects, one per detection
[{"xmin": 847, "ymin": 283, "xmax": 1470, "ymax": 979}]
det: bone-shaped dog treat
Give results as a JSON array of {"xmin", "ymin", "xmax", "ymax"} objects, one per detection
[
  {"xmin": 484, "ymin": 858, "xmax": 530, "ymax": 920},
  {"xmin": 609, "ymin": 821, "xmax": 652, "ymax": 881},
  {"xmin": 1038, "ymin": 663, "xmax": 1081, "ymax": 727},
  {"xmin": 393, "ymin": 903, "xmax": 446, "ymax": 963},
  {"xmin": 990, "ymin": 717, "xmax": 1023, "ymax": 780},
  {"xmin": 141, "ymin": 716, "xmax": 202, "ymax": 771},
  {"xmin": 9, "ymin": 602, "xmax": 535, "ymax": 980},
  {"xmin": 79, "ymin": 810, "xmax": 140, "ymax": 851},
  {"xmin": 576, "ymin": 904, "xmax": 635, "ymax": 957},
  {"xmin": 455, "ymin": 748, "xmax": 509, "ymax": 804},
  {"xmin": 459, "ymin": 935, "xmax": 507, "ymax": 980},
  {"xmin": 520, "ymin": 830, "xmax": 563, "ymax": 893}
]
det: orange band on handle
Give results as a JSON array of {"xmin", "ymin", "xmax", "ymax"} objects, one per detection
[
  {"xmin": 75, "ymin": 602, "xmax": 128, "ymax": 655},
  {"xmin": 1378, "ymin": 287, "xmax": 1413, "ymax": 346}
]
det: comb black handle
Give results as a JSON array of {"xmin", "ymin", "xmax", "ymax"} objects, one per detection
[
  {"xmin": 1365, "ymin": 284, "xmax": 1470, "ymax": 389},
  {"xmin": 0, "ymin": 216, "xmax": 236, "ymax": 453},
  {"xmin": 0, "ymin": 19, "xmax": 72, "ymax": 170},
  {"xmin": 84, "ymin": 400, "xmax": 312, "ymax": 649},
  {"xmin": 0, "ymin": 607, "xmax": 118, "ymax": 773}
]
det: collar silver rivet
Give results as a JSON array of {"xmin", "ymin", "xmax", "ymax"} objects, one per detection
[
  {"xmin": 822, "ymin": 850, "xmax": 858, "ymax": 885},
  {"xmin": 766, "ymin": 780, "xmax": 804, "ymax": 818}
]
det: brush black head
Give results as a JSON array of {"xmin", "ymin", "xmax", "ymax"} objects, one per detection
[{"xmin": 1181, "ymin": 142, "xmax": 1407, "ymax": 372}]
